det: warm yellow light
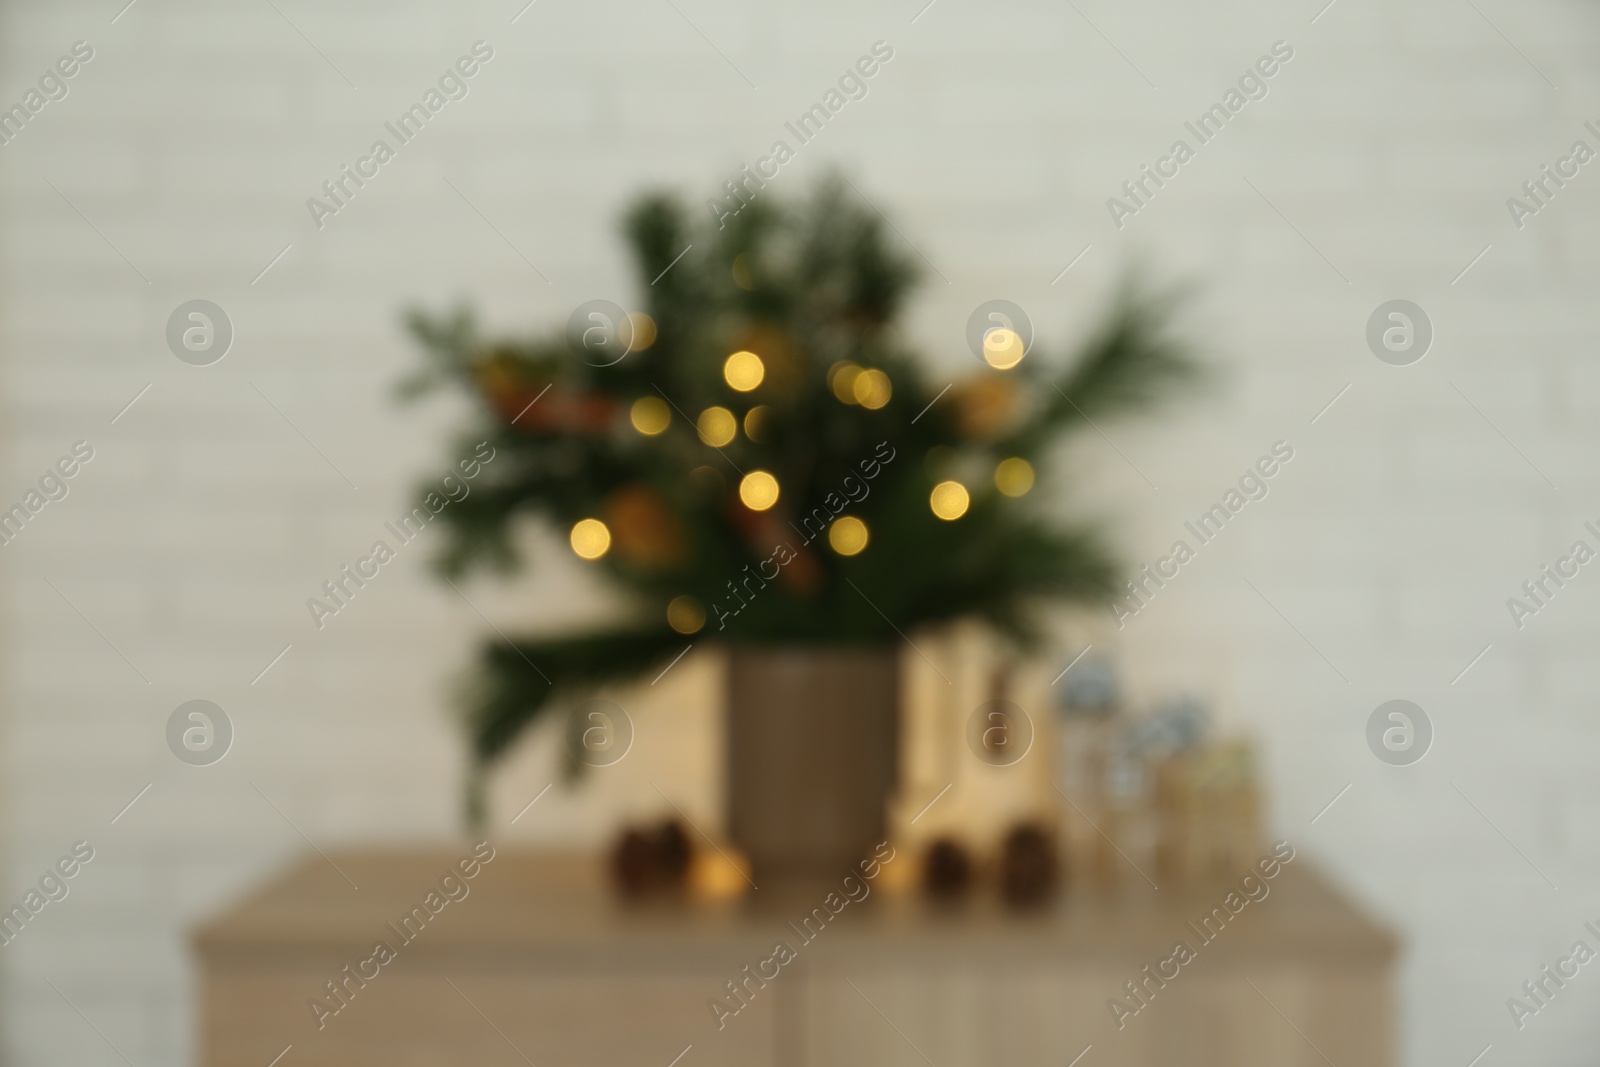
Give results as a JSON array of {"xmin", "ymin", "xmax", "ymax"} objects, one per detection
[
  {"xmin": 627, "ymin": 311, "xmax": 657, "ymax": 352},
  {"xmin": 994, "ymin": 457, "xmax": 1035, "ymax": 497},
  {"xmin": 732, "ymin": 254, "xmax": 754, "ymax": 291},
  {"xmin": 724, "ymin": 351, "xmax": 765, "ymax": 392},
  {"xmin": 982, "ymin": 327, "xmax": 1026, "ymax": 370},
  {"xmin": 930, "ymin": 481, "xmax": 970, "ymax": 521},
  {"xmin": 830, "ymin": 362, "xmax": 863, "ymax": 403},
  {"xmin": 629, "ymin": 396, "xmax": 671, "ymax": 435},
  {"xmin": 569, "ymin": 518, "xmax": 611, "ymax": 559},
  {"xmin": 852, "ymin": 368, "xmax": 892, "ymax": 410},
  {"xmin": 667, "ymin": 595, "xmax": 706, "ymax": 634},
  {"xmin": 828, "ymin": 516, "xmax": 869, "ymax": 556},
  {"xmin": 743, "ymin": 405, "xmax": 770, "ymax": 443},
  {"xmin": 698, "ymin": 406, "xmax": 737, "ymax": 447},
  {"xmin": 739, "ymin": 470, "xmax": 780, "ymax": 511},
  {"xmin": 689, "ymin": 848, "xmax": 752, "ymax": 900}
]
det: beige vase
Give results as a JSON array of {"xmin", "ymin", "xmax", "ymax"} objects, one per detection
[{"xmin": 725, "ymin": 645, "xmax": 900, "ymax": 891}]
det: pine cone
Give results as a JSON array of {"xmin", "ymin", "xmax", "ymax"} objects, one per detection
[
  {"xmin": 999, "ymin": 823, "xmax": 1059, "ymax": 907},
  {"xmin": 922, "ymin": 837, "xmax": 973, "ymax": 900}
]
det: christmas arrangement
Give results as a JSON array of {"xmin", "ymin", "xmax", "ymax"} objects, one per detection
[{"xmin": 403, "ymin": 177, "xmax": 1200, "ymax": 823}]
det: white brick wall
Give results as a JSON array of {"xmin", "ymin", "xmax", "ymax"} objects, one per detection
[{"xmin": 3, "ymin": 0, "xmax": 1600, "ymax": 1063}]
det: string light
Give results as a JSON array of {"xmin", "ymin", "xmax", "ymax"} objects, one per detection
[
  {"xmin": 667, "ymin": 595, "xmax": 706, "ymax": 634},
  {"xmin": 853, "ymin": 369, "xmax": 892, "ymax": 409},
  {"xmin": 743, "ymin": 405, "xmax": 770, "ymax": 442},
  {"xmin": 982, "ymin": 327, "xmax": 1025, "ymax": 369},
  {"xmin": 994, "ymin": 457, "xmax": 1035, "ymax": 496},
  {"xmin": 627, "ymin": 312, "xmax": 658, "ymax": 352},
  {"xmin": 724, "ymin": 351, "xmax": 765, "ymax": 392},
  {"xmin": 830, "ymin": 362, "xmax": 863, "ymax": 403},
  {"xmin": 929, "ymin": 481, "xmax": 969, "ymax": 520},
  {"xmin": 828, "ymin": 516, "xmax": 870, "ymax": 556},
  {"xmin": 630, "ymin": 396, "xmax": 671, "ymax": 435},
  {"xmin": 739, "ymin": 470, "xmax": 780, "ymax": 511},
  {"xmin": 697, "ymin": 406, "xmax": 737, "ymax": 447},
  {"xmin": 569, "ymin": 518, "xmax": 611, "ymax": 559}
]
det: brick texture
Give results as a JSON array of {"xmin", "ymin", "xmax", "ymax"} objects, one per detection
[{"xmin": 2, "ymin": 0, "xmax": 1599, "ymax": 1064}]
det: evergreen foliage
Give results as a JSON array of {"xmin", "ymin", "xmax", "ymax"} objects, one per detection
[{"xmin": 404, "ymin": 178, "xmax": 1200, "ymax": 821}]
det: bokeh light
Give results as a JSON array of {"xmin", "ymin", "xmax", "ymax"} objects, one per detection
[
  {"xmin": 743, "ymin": 405, "xmax": 770, "ymax": 442},
  {"xmin": 739, "ymin": 470, "xmax": 780, "ymax": 511},
  {"xmin": 629, "ymin": 396, "xmax": 671, "ymax": 435},
  {"xmin": 828, "ymin": 516, "xmax": 870, "ymax": 556},
  {"xmin": 853, "ymin": 368, "xmax": 892, "ymax": 409},
  {"xmin": 667, "ymin": 595, "xmax": 706, "ymax": 634},
  {"xmin": 724, "ymin": 351, "xmax": 765, "ymax": 392},
  {"xmin": 830, "ymin": 362, "xmax": 863, "ymax": 403},
  {"xmin": 994, "ymin": 457, "xmax": 1035, "ymax": 496},
  {"xmin": 697, "ymin": 406, "xmax": 737, "ymax": 446},
  {"xmin": 982, "ymin": 327, "xmax": 1026, "ymax": 369},
  {"xmin": 569, "ymin": 518, "xmax": 612, "ymax": 559},
  {"xmin": 930, "ymin": 481, "xmax": 970, "ymax": 520},
  {"xmin": 626, "ymin": 311, "xmax": 657, "ymax": 352}
]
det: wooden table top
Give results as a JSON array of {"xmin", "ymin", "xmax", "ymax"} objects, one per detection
[{"xmin": 194, "ymin": 847, "xmax": 1396, "ymax": 970}]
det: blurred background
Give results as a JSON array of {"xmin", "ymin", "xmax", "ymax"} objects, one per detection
[{"xmin": 2, "ymin": 0, "xmax": 1598, "ymax": 1064}]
